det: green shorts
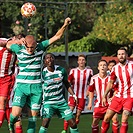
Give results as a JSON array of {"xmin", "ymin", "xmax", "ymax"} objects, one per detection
[
  {"xmin": 41, "ymin": 101, "xmax": 74, "ymax": 121},
  {"xmin": 12, "ymin": 83, "xmax": 42, "ymax": 111}
]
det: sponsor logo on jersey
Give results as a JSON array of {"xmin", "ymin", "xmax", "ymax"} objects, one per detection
[
  {"xmin": 32, "ymin": 103, "xmax": 40, "ymax": 109},
  {"xmin": 53, "ymin": 77, "xmax": 61, "ymax": 81}
]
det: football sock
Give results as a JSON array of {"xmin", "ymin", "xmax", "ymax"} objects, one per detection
[
  {"xmin": 69, "ymin": 127, "xmax": 79, "ymax": 133},
  {"xmin": 101, "ymin": 120, "xmax": 110, "ymax": 133},
  {"xmin": 92, "ymin": 124, "xmax": 99, "ymax": 133},
  {"xmin": 112, "ymin": 121, "xmax": 119, "ymax": 133},
  {"xmin": 0, "ymin": 109, "xmax": 5, "ymax": 127},
  {"xmin": 64, "ymin": 120, "xmax": 68, "ymax": 130},
  {"xmin": 76, "ymin": 119, "xmax": 79, "ymax": 125},
  {"xmin": 27, "ymin": 116, "xmax": 37, "ymax": 133},
  {"xmin": 39, "ymin": 126, "xmax": 47, "ymax": 133},
  {"xmin": 5, "ymin": 108, "xmax": 12, "ymax": 123},
  {"xmin": 120, "ymin": 122, "xmax": 128, "ymax": 133},
  {"xmin": 9, "ymin": 113, "xmax": 19, "ymax": 132},
  {"xmin": 15, "ymin": 125, "xmax": 23, "ymax": 133}
]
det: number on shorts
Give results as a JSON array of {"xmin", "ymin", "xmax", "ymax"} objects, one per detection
[{"xmin": 14, "ymin": 96, "xmax": 21, "ymax": 103}]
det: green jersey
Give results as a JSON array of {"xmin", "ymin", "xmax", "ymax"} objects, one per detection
[
  {"xmin": 42, "ymin": 65, "xmax": 67, "ymax": 104},
  {"xmin": 10, "ymin": 40, "xmax": 49, "ymax": 84}
]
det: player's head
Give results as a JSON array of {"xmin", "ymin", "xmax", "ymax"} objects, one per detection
[
  {"xmin": 108, "ymin": 60, "xmax": 116, "ymax": 72},
  {"xmin": 98, "ymin": 59, "xmax": 108, "ymax": 73},
  {"xmin": 117, "ymin": 47, "xmax": 128, "ymax": 64},
  {"xmin": 44, "ymin": 53, "xmax": 55, "ymax": 67},
  {"xmin": 77, "ymin": 54, "xmax": 86, "ymax": 68},
  {"xmin": 25, "ymin": 35, "xmax": 37, "ymax": 54}
]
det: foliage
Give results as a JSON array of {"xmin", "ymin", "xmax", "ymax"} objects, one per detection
[
  {"xmin": 88, "ymin": 0, "xmax": 133, "ymax": 55},
  {"xmin": 49, "ymin": 0, "xmax": 133, "ymax": 56},
  {"xmin": 1, "ymin": 0, "xmax": 133, "ymax": 56},
  {"xmin": 0, "ymin": 0, "xmax": 97, "ymax": 42}
]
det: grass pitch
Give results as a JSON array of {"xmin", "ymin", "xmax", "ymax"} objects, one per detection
[{"xmin": 0, "ymin": 113, "xmax": 133, "ymax": 133}]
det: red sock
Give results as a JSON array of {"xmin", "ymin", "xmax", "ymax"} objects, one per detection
[
  {"xmin": 120, "ymin": 122, "xmax": 128, "ymax": 133},
  {"xmin": 101, "ymin": 120, "xmax": 110, "ymax": 133},
  {"xmin": 64, "ymin": 120, "xmax": 68, "ymax": 131},
  {"xmin": 92, "ymin": 124, "xmax": 99, "ymax": 133},
  {"xmin": 5, "ymin": 108, "xmax": 12, "ymax": 123},
  {"xmin": 112, "ymin": 121, "xmax": 119, "ymax": 133},
  {"xmin": 15, "ymin": 126, "xmax": 23, "ymax": 133},
  {"xmin": 76, "ymin": 119, "xmax": 79, "ymax": 124},
  {"xmin": 0, "ymin": 109, "xmax": 5, "ymax": 127}
]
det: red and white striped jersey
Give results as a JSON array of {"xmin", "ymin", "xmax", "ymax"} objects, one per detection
[
  {"xmin": 110, "ymin": 60, "xmax": 133, "ymax": 98},
  {"xmin": 0, "ymin": 47, "xmax": 16, "ymax": 77},
  {"xmin": 68, "ymin": 67, "xmax": 93, "ymax": 99},
  {"xmin": 88, "ymin": 74, "xmax": 109, "ymax": 107}
]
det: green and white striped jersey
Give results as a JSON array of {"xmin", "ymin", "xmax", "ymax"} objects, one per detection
[
  {"xmin": 42, "ymin": 65, "xmax": 67, "ymax": 104},
  {"xmin": 10, "ymin": 40, "xmax": 49, "ymax": 84}
]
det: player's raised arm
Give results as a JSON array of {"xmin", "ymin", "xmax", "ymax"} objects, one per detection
[
  {"xmin": 49, "ymin": 17, "xmax": 71, "ymax": 45},
  {"xmin": 6, "ymin": 37, "xmax": 25, "ymax": 50}
]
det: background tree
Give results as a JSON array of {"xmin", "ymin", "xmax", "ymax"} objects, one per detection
[
  {"xmin": 1, "ymin": 0, "xmax": 133, "ymax": 56},
  {"xmin": 49, "ymin": 0, "xmax": 133, "ymax": 56}
]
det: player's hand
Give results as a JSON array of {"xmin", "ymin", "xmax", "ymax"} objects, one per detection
[
  {"xmin": 87, "ymin": 102, "xmax": 92, "ymax": 110},
  {"xmin": 73, "ymin": 94, "xmax": 78, "ymax": 105},
  {"xmin": 20, "ymin": 37, "xmax": 26, "ymax": 45},
  {"xmin": 102, "ymin": 97, "xmax": 107, "ymax": 107},
  {"xmin": 108, "ymin": 97, "xmax": 113, "ymax": 104},
  {"xmin": 64, "ymin": 17, "xmax": 71, "ymax": 26}
]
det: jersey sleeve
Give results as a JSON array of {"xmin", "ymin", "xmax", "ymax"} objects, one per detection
[
  {"xmin": 10, "ymin": 44, "xmax": 22, "ymax": 53},
  {"xmin": 38, "ymin": 40, "xmax": 50, "ymax": 51},
  {"xmin": 68, "ymin": 69, "xmax": 74, "ymax": 83},
  {"xmin": 62, "ymin": 68, "xmax": 68, "ymax": 81},
  {"xmin": 88, "ymin": 77, "xmax": 95, "ymax": 92},
  {"xmin": 110, "ymin": 67, "xmax": 117, "ymax": 81},
  {"xmin": 88, "ymin": 69, "xmax": 93, "ymax": 84}
]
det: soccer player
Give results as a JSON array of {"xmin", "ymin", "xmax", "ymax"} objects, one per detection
[
  {"xmin": 101, "ymin": 47, "xmax": 133, "ymax": 133},
  {"xmin": 107, "ymin": 59, "xmax": 119, "ymax": 133},
  {"xmin": 7, "ymin": 17, "xmax": 71, "ymax": 133},
  {"xmin": 62, "ymin": 54, "xmax": 93, "ymax": 133},
  {"xmin": 39, "ymin": 53, "xmax": 79, "ymax": 133},
  {"xmin": 0, "ymin": 38, "xmax": 17, "ymax": 128},
  {"xmin": 88, "ymin": 59, "xmax": 119, "ymax": 133},
  {"xmin": 0, "ymin": 36, "xmax": 24, "ymax": 132},
  {"xmin": 107, "ymin": 60, "xmax": 116, "ymax": 75},
  {"xmin": 5, "ymin": 61, "xmax": 23, "ymax": 133},
  {"xmin": 87, "ymin": 60, "xmax": 110, "ymax": 133}
]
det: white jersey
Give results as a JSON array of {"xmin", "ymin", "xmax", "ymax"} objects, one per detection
[
  {"xmin": 88, "ymin": 74, "xmax": 110, "ymax": 107},
  {"xmin": 68, "ymin": 67, "xmax": 93, "ymax": 99},
  {"xmin": 110, "ymin": 60, "xmax": 133, "ymax": 98}
]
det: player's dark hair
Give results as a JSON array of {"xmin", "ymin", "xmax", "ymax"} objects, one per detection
[
  {"xmin": 108, "ymin": 60, "xmax": 116, "ymax": 65},
  {"xmin": 118, "ymin": 47, "xmax": 127, "ymax": 53},
  {"xmin": 44, "ymin": 53, "xmax": 55, "ymax": 59}
]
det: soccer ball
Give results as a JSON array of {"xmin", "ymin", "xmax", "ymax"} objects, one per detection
[{"xmin": 21, "ymin": 2, "xmax": 36, "ymax": 18}]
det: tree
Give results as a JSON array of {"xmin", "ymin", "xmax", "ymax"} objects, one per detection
[{"xmin": 49, "ymin": 0, "xmax": 133, "ymax": 56}]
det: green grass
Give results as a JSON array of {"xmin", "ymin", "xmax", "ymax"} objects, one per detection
[{"xmin": 1, "ymin": 113, "xmax": 133, "ymax": 133}]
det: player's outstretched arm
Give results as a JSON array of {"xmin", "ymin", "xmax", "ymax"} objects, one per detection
[
  {"xmin": 49, "ymin": 17, "xmax": 71, "ymax": 45},
  {"xmin": 6, "ymin": 37, "xmax": 25, "ymax": 50}
]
